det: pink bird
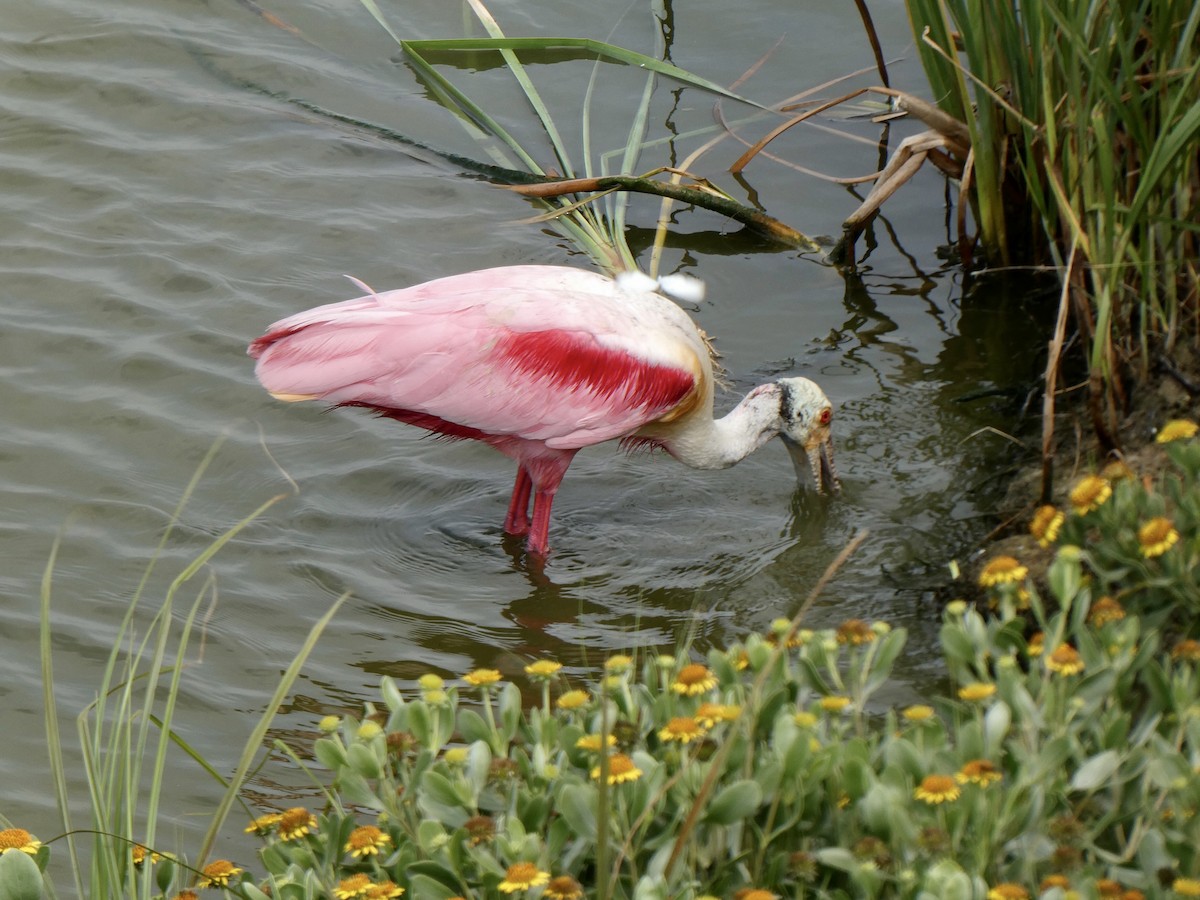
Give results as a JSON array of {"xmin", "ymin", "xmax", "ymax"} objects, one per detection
[{"xmin": 249, "ymin": 265, "xmax": 839, "ymax": 556}]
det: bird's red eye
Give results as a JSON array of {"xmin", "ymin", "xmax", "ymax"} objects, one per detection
[{"xmin": 819, "ymin": 408, "xmax": 832, "ymax": 425}]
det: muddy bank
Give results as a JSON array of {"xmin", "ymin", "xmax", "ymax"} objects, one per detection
[{"xmin": 968, "ymin": 346, "xmax": 1200, "ymax": 595}]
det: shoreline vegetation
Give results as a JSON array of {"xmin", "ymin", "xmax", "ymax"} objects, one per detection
[
  {"xmin": 5, "ymin": 0, "xmax": 1197, "ymax": 898},
  {"xmin": 8, "ymin": 421, "xmax": 1199, "ymax": 899}
]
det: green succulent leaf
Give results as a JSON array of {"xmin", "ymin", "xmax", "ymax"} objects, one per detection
[{"xmin": 703, "ymin": 779, "xmax": 763, "ymax": 824}]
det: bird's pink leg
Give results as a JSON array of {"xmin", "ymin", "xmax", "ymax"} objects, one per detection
[
  {"xmin": 525, "ymin": 488, "xmax": 557, "ymax": 557},
  {"xmin": 519, "ymin": 450, "xmax": 576, "ymax": 557},
  {"xmin": 503, "ymin": 466, "xmax": 533, "ymax": 536}
]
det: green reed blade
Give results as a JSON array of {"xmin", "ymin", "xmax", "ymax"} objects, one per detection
[
  {"xmin": 402, "ymin": 37, "xmax": 766, "ymax": 108},
  {"xmin": 195, "ymin": 591, "xmax": 350, "ymax": 868}
]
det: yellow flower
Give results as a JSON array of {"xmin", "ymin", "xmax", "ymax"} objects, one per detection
[
  {"xmin": 956, "ymin": 759, "xmax": 1002, "ymax": 787},
  {"xmin": 0, "ymin": 828, "xmax": 41, "ymax": 855},
  {"xmin": 978, "ymin": 556, "xmax": 1028, "ymax": 588},
  {"xmin": 672, "ymin": 663, "xmax": 718, "ymax": 695},
  {"xmin": 358, "ymin": 721, "xmax": 384, "ymax": 740},
  {"xmin": 658, "ymin": 716, "xmax": 705, "ymax": 743},
  {"xmin": 735, "ymin": 891, "xmax": 778, "ymax": 900},
  {"xmin": 819, "ymin": 695, "xmax": 851, "ymax": 713},
  {"xmin": 793, "ymin": 711, "xmax": 818, "ymax": 727},
  {"xmin": 524, "ymin": 660, "xmax": 562, "ymax": 679},
  {"xmin": 576, "ymin": 733, "xmax": 616, "ymax": 752},
  {"xmin": 1027, "ymin": 632, "xmax": 1045, "ymax": 657},
  {"xmin": 590, "ymin": 753, "xmax": 642, "ymax": 784},
  {"xmin": 1039, "ymin": 875, "xmax": 1070, "ymax": 892},
  {"xmin": 1088, "ymin": 596, "xmax": 1125, "ymax": 626},
  {"xmin": 417, "ymin": 673, "xmax": 444, "ymax": 691},
  {"xmin": 463, "ymin": 668, "xmax": 502, "ymax": 687},
  {"xmin": 695, "ymin": 703, "xmax": 741, "ymax": 728},
  {"xmin": 198, "ymin": 860, "xmax": 243, "ymax": 888},
  {"xmin": 902, "ymin": 705, "xmax": 935, "ymax": 722},
  {"xmin": 1045, "ymin": 644, "xmax": 1085, "ymax": 676},
  {"xmin": 131, "ymin": 843, "xmax": 161, "ymax": 867},
  {"xmin": 986, "ymin": 883, "xmax": 1030, "ymax": 900},
  {"xmin": 443, "ymin": 747, "xmax": 469, "ymax": 766},
  {"xmin": 334, "ymin": 873, "xmax": 374, "ymax": 899},
  {"xmin": 556, "ymin": 689, "xmax": 590, "ymax": 710},
  {"xmin": 244, "ymin": 813, "xmax": 282, "ymax": 835},
  {"xmin": 1101, "ymin": 459, "xmax": 1135, "ymax": 481},
  {"xmin": 345, "ymin": 824, "xmax": 391, "ymax": 858},
  {"xmin": 1138, "ymin": 516, "xmax": 1179, "ymax": 558},
  {"xmin": 277, "ymin": 807, "xmax": 317, "ymax": 841},
  {"xmin": 836, "ymin": 619, "xmax": 875, "ymax": 645},
  {"xmin": 318, "ymin": 714, "xmax": 341, "ymax": 732},
  {"xmin": 1030, "ymin": 505, "xmax": 1065, "ymax": 547},
  {"xmin": 958, "ymin": 682, "xmax": 996, "ymax": 702},
  {"xmin": 544, "ymin": 876, "xmax": 584, "ymax": 900},
  {"xmin": 1172, "ymin": 879, "xmax": 1200, "ymax": 896},
  {"xmin": 498, "ymin": 862, "xmax": 551, "ymax": 893},
  {"xmin": 1172, "ymin": 639, "xmax": 1200, "ymax": 662},
  {"xmin": 364, "ymin": 882, "xmax": 405, "ymax": 899},
  {"xmin": 914, "ymin": 774, "xmax": 960, "ymax": 804},
  {"xmin": 603, "ymin": 655, "xmax": 633, "ymax": 674},
  {"xmin": 1069, "ymin": 475, "xmax": 1111, "ymax": 515},
  {"xmin": 1096, "ymin": 880, "xmax": 1124, "ymax": 897},
  {"xmin": 171, "ymin": 892, "xmax": 200, "ymax": 900},
  {"xmin": 768, "ymin": 618, "xmax": 804, "ymax": 648},
  {"xmin": 1156, "ymin": 419, "xmax": 1199, "ymax": 442}
]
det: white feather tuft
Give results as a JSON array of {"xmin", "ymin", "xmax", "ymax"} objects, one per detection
[
  {"xmin": 613, "ymin": 270, "xmax": 660, "ymax": 295},
  {"xmin": 614, "ymin": 269, "xmax": 707, "ymax": 304},
  {"xmin": 656, "ymin": 273, "xmax": 706, "ymax": 303}
]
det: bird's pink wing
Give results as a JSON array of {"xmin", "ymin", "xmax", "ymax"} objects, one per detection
[{"xmin": 250, "ymin": 266, "xmax": 705, "ymax": 449}]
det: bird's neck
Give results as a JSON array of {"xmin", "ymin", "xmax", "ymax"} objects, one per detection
[{"xmin": 663, "ymin": 383, "xmax": 783, "ymax": 470}]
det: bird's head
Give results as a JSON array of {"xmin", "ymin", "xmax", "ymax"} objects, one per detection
[{"xmin": 776, "ymin": 377, "xmax": 841, "ymax": 494}]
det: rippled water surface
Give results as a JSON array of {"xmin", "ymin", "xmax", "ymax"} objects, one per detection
[{"xmin": 1, "ymin": 0, "xmax": 1045, "ymax": 856}]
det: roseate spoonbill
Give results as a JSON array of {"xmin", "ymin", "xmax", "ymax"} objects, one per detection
[{"xmin": 249, "ymin": 265, "xmax": 839, "ymax": 556}]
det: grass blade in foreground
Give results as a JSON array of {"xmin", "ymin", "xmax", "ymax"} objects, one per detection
[{"xmin": 38, "ymin": 450, "xmax": 342, "ymax": 897}]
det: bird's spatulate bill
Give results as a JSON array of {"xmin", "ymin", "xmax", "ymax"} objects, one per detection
[{"xmin": 782, "ymin": 433, "xmax": 840, "ymax": 495}]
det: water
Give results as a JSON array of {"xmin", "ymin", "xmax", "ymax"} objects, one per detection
[{"xmin": 0, "ymin": 0, "xmax": 1046, "ymax": 861}]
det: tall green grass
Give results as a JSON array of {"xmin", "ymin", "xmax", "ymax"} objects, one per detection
[
  {"xmin": 905, "ymin": 0, "xmax": 1199, "ymax": 407},
  {"xmin": 357, "ymin": 0, "xmax": 809, "ymax": 276},
  {"xmin": 37, "ymin": 440, "xmax": 345, "ymax": 898}
]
